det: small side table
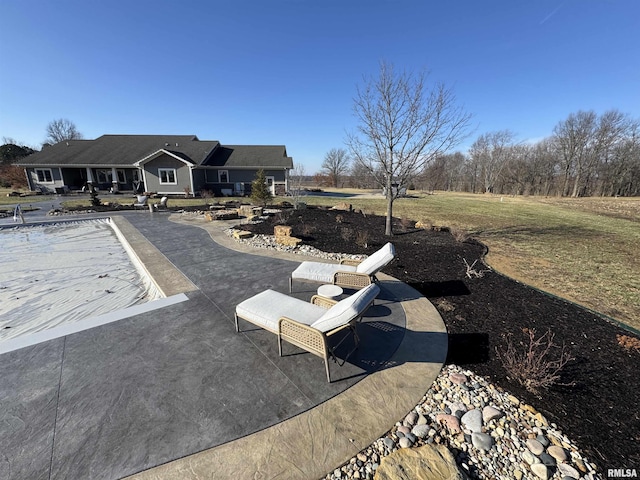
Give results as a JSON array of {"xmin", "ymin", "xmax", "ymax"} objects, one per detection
[{"xmin": 317, "ymin": 284, "xmax": 344, "ymax": 300}]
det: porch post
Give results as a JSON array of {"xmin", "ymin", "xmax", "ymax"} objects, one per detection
[
  {"xmin": 111, "ymin": 167, "xmax": 119, "ymax": 193},
  {"xmin": 85, "ymin": 167, "xmax": 94, "ymax": 185}
]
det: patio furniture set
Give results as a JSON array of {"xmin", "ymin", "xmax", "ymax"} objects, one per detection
[{"xmin": 235, "ymin": 243, "xmax": 396, "ymax": 382}]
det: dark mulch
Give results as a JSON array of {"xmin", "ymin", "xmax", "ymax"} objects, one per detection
[{"xmin": 239, "ymin": 206, "xmax": 640, "ymax": 472}]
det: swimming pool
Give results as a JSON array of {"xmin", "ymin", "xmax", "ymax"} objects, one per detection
[{"xmin": 0, "ymin": 218, "xmax": 163, "ymax": 346}]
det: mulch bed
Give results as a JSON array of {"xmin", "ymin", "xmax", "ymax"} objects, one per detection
[{"xmin": 239, "ymin": 205, "xmax": 640, "ymax": 472}]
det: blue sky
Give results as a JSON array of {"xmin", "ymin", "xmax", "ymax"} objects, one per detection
[{"xmin": 1, "ymin": 0, "xmax": 638, "ymax": 173}]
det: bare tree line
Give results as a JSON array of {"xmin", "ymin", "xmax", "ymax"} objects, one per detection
[{"xmin": 351, "ymin": 109, "xmax": 639, "ymax": 197}]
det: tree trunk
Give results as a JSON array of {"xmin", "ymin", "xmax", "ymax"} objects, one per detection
[{"xmin": 385, "ymin": 175, "xmax": 394, "ymax": 236}]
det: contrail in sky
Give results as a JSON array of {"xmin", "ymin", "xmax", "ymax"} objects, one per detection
[{"xmin": 540, "ymin": 2, "xmax": 565, "ymax": 25}]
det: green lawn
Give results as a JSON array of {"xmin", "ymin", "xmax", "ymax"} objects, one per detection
[{"xmin": 304, "ymin": 190, "xmax": 640, "ymax": 330}]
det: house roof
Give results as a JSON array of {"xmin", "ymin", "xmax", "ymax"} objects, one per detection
[
  {"xmin": 204, "ymin": 145, "xmax": 293, "ymax": 169},
  {"xmin": 17, "ymin": 135, "xmax": 220, "ymax": 167}
]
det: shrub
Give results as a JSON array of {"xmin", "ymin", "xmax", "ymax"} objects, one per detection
[
  {"xmin": 89, "ymin": 185, "xmax": 101, "ymax": 207},
  {"xmin": 355, "ymin": 230, "xmax": 370, "ymax": 248},
  {"xmin": 399, "ymin": 216, "xmax": 414, "ymax": 231},
  {"xmin": 200, "ymin": 189, "xmax": 214, "ymax": 202},
  {"xmin": 450, "ymin": 227, "xmax": 469, "ymax": 243},
  {"xmin": 617, "ymin": 334, "xmax": 640, "ymax": 353},
  {"xmin": 300, "ymin": 223, "xmax": 315, "ymax": 237},
  {"xmin": 273, "ymin": 210, "xmax": 291, "ymax": 225},
  {"xmin": 463, "ymin": 258, "xmax": 490, "ymax": 279},
  {"xmin": 250, "ymin": 169, "xmax": 273, "ymax": 207},
  {"xmin": 496, "ymin": 328, "xmax": 574, "ymax": 395},
  {"xmin": 340, "ymin": 226, "xmax": 354, "ymax": 242}
]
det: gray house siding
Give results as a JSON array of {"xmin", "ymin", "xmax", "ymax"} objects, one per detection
[
  {"xmin": 143, "ymin": 155, "xmax": 193, "ymax": 195},
  {"xmin": 200, "ymin": 168, "xmax": 287, "ymax": 196},
  {"xmin": 25, "ymin": 167, "xmax": 64, "ymax": 193}
]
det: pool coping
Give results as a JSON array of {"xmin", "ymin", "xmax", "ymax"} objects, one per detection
[{"xmin": 125, "ymin": 214, "xmax": 448, "ymax": 480}]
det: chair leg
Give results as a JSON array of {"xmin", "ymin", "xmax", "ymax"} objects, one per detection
[
  {"xmin": 325, "ymin": 357, "xmax": 331, "ymax": 383},
  {"xmin": 278, "ymin": 335, "xmax": 283, "ymax": 357},
  {"xmin": 234, "ymin": 313, "xmax": 239, "ymax": 332},
  {"xmin": 289, "ymin": 277, "xmax": 293, "ymax": 293}
]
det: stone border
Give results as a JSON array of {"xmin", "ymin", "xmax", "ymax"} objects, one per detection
[
  {"xmin": 125, "ymin": 215, "xmax": 447, "ymax": 480},
  {"xmin": 110, "ymin": 216, "xmax": 198, "ymax": 296}
]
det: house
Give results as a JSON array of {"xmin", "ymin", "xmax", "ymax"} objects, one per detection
[{"xmin": 17, "ymin": 135, "xmax": 293, "ymax": 196}]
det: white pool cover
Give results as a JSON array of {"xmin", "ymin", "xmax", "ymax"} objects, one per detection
[{"xmin": 0, "ymin": 219, "xmax": 162, "ymax": 343}]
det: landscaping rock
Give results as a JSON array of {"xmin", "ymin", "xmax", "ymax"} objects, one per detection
[
  {"xmin": 461, "ymin": 409, "xmax": 482, "ymax": 433},
  {"xmin": 331, "ymin": 202, "xmax": 352, "ymax": 211},
  {"xmin": 530, "ymin": 462, "xmax": 550, "ymax": 480},
  {"xmin": 526, "ymin": 438, "xmax": 545, "ymax": 455},
  {"xmin": 482, "ymin": 406, "xmax": 503, "ymax": 423},
  {"xmin": 471, "ymin": 432, "xmax": 493, "ymax": 451},
  {"xmin": 374, "ymin": 445, "xmax": 466, "ymax": 480},
  {"xmin": 232, "ymin": 230, "xmax": 254, "ymax": 239}
]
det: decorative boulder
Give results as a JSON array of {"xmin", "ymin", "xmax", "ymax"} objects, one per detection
[{"xmin": 374, "ymin": 444, "xmax": 468, "ymax": 480}]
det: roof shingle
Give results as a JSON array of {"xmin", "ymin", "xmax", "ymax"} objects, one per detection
[{"xmin": 15, "ymin": 135, "xmax": 291, "ymax": 169}]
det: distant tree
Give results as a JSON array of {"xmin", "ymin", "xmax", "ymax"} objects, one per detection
[
  {"xmin": 469, "ymin": 130, "xmax": 517, "ymax": 194},
  {"xmin": 250, "ymin": 169, "xmax": 272, "ymax": 206},
  {"xmin": 313, "ymin": 173, "xmax": 331, "ymax": 187},
  {"xmin": 552, "ymin": 110, "xmax": 636, "ymax": 197},
  {"xmin": 0, "ymin": 143, "xmax": 35, "ymax": 165},
  {"xmin": 348, "ymin": 161, "xmax": 378, "ymax": 189},
  {"xmin": 0, "ymin": 165, "xmax": 28, "ymax": 188},
  {"xmin": 45, "ymin": 118, "xmax": 83, "ymax": 144},
  {"xmin": 347, "ymin": 61, "xmax": 472, "ymax": 235},
  {"xmin": 320, "ymin": 148, "xmax": 350, "ymax": 187}
]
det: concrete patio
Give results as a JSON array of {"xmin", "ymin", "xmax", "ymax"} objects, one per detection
[{"xmin": 0, "ymin": 207, "xmax": 447, "ymax": 480}]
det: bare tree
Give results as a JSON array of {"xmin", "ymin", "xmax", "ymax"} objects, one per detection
[
  {"xmin": 552, "ymin": 111, "xmax": 596, "ymax": 197},
  {"xmin": 321, "ymin": 148, "xmax": 350, "ymax": 187},
  {"xmin": 347, "ymin": 61, "xmax": 472, "ymax": 235},
  {"xmin": 469, "ymin": 130, "xmax": 517, "ymax": 194},
  {"xmin": 348, "ymin": 161, "xmax": 377, "ymax": 188},
  {"xmin": 45, "ymin": 118, "xmax": 83, "ymax": 144},
  {"xmin": 553, "ymin": 110, "xmax": 637, "ymax": 197},
  {"xmin": 288, "ymin": 163, "xmax": 307, "ymax": 209}
]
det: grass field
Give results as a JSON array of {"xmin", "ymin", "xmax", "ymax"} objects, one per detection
[{"xmin": 305, "ymin": 190, "xmax": 640, "ymax": 331}]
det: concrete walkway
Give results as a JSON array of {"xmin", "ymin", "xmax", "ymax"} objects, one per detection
[{"xmin": 0, "ymin": 208, "xmax": 447, "ymax": 480}]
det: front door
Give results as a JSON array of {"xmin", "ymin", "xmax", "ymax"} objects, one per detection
[{"xmin": 266, "ymin": 176, "xmax": 275, "ymax": 195}]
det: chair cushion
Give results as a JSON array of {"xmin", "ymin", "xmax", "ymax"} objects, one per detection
[
  {"xmin": 291, "ymin": 261, "xmax": 357, "ymax": 284},
  {"xmin": 356, "ymin": 242, "xmax": 395, "ymax": 275},
  {"xmin": 236, "ymin": 289, "xmax": 326, "ymax": 332},
  {"xmin": 310, "ymin": 283, "xmax": 380, "ymax": 333}
]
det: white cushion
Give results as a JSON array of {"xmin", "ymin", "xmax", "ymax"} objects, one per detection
[
  {"xmin": 356, "ymin": 242, "xmax": 395, "ymax": 275},
  {"xmin": 291, "ymin": 261, "xmax": 357, "ymax": 284},
  {"xmin": 236, "ymin": 289, "xmax": 325, "ymax": 332},
  {"xmin": 310, "ymin": 283, "xmax": 380, "ymax": 333},
  {"xmin": 136, "ymin": 195, "xmax": 148, "ymax": 204}
]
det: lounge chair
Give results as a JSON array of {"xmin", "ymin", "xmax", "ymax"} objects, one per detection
[
  {"xmin": 290, "ymin": 242, "xmax": 395, "ymax": 292},
  {"xmin": 235, "ymin": 283, "xmax": 380, "ymax": 382},
  {"xmin": 134, "ymin": 195, "xmax": 148, "ymax": 209},
  {"xmin": 153, "ymin": 196, "xmax": 168, "ymax": 210}
]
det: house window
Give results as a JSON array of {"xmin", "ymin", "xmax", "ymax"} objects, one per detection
[
  {"xmin": 96, "ymin": 169, "xmax": 113, "ymax": 184},
  {"xmin": 158, "ymin": 168, "xmax": 177, "ymax": 184},
  {"xmin": 218, "ymin": 170, "xmax": 229, "ymax": 183},
  {"xmin": 117, "ymin": 170, "xmax": 126, "ymax": 184},
  {"xmin": 132, "ymin": 170, "xmax": 140, "ymax": 182},
  {"xmin": 35, "ymin": 169, "xmax": 53, "ymax": 183}
]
